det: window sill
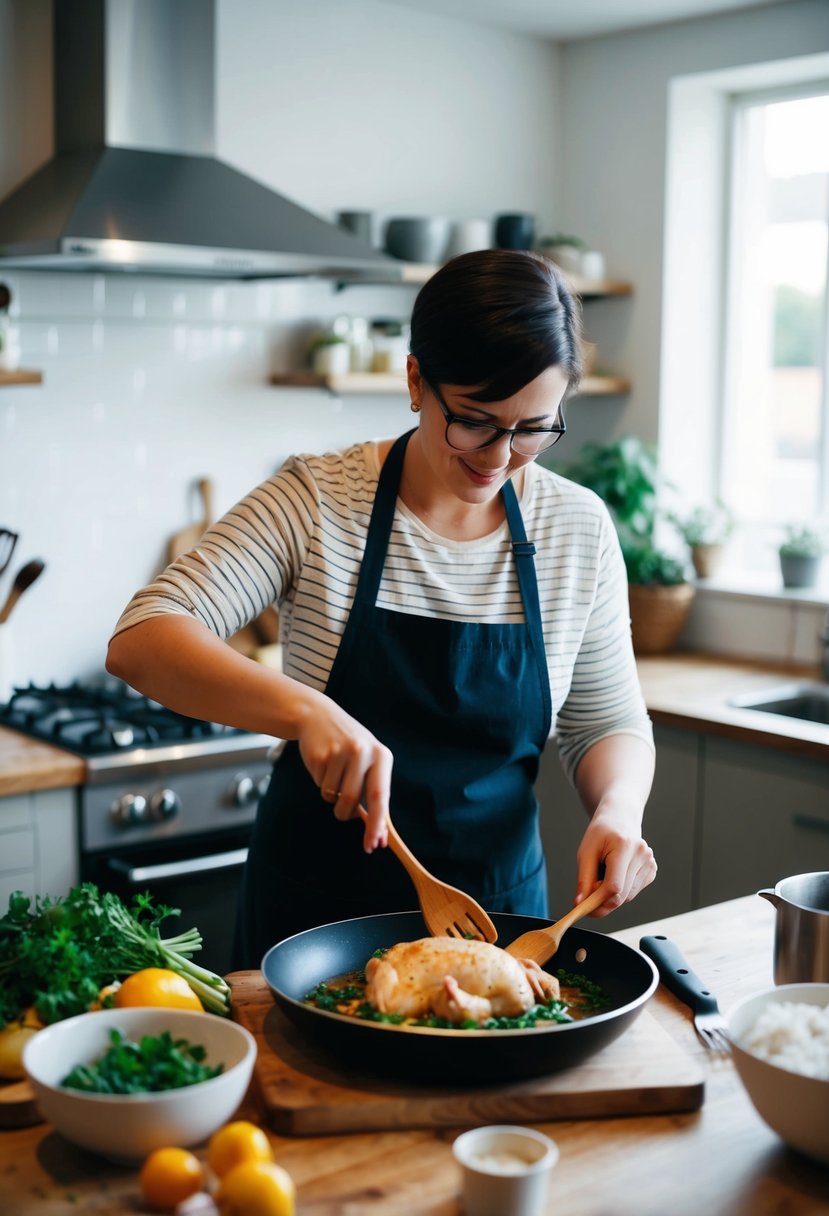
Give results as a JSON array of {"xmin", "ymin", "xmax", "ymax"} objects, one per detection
[{"xmin": 692, "ymin": 573, "xmax": 829, "ymax": 609}]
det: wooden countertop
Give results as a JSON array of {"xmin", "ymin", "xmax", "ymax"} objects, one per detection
[
  {"xmin": 3, "ymin": 895, "xmax": 829, "ymax": 1215},
  {"xmin": 636, "ymin": 652, "xmax": 829, "ymax": 761},
  {"xmin": 0, "ymin": 726, "xmax": 85, "ymax": 798}
]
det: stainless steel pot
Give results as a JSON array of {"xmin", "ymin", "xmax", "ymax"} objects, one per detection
[{"xmin": 759, "ymin": 872, "xmax": 829, "ymax": 984}]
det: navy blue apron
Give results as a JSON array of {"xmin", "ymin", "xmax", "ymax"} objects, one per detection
[{"xmin": 233, "ymin": 430, "xmax": 553, "ymax": 968}]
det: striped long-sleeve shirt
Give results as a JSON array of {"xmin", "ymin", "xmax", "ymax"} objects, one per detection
[{"xmin": 112, "ymin": 439, "xmax": 653, "ymax": 782}]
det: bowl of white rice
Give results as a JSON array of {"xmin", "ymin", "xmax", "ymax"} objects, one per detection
[{"xmin": 728, "ymin": 982, "xmax": 829, "ymax": 1164}]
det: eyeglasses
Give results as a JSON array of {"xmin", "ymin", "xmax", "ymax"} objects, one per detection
[{"xmin": 428, "ymin": 381, "xmax": 566, "ymax": 456}]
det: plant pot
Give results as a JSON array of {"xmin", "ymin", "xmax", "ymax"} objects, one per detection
[
  {"xmin": 690, "ymin": 542, "xmax": 725, "ymax": 579},
  {"xmin": 628, "ymin": 583, "xmax": 695, "ymax": 655},
  {"xmin": 779, "ymin": 554, "xmax": 821, "ymax": 589}
]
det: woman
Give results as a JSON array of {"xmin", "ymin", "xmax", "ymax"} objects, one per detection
[{"xmin": 106, "ymin": 250, "xmax": 656, "ymax": 968}]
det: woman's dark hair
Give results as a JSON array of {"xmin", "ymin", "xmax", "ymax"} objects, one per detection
[{"xmin": 408, "ymin": 249, "xmax": 583, "ymax": 402}]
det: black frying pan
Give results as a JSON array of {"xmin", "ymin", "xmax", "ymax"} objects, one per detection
[{"xmin": 261, "ymin": 911, "xmax": 658, "ymax": 1084}]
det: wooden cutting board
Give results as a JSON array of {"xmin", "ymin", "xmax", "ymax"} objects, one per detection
[
  {"xmin": 227, "ymin": 971, "xmax": 705, "ymax": 1137},
  {"xmin": 0, "ymin": 1078, "xmax": 41, "ymax": 1129},
  {"xmin": 166, "ymin": 476, "xmax": 214, "ymax": 565}
]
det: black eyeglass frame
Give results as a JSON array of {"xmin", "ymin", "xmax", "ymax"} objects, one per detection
[{"xmin": 427, "ymin": 381, "xmax": 567, "ymax": 455}]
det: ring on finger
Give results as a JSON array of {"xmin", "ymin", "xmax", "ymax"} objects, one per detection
[{"xmin": 323, "ymin": 787, "xmax": 342, "ymax": 799}]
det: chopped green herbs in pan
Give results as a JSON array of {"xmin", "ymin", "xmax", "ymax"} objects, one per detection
[{"xmin": 304, "ymin": 955, "xmax": 611, "ymax": 1031}]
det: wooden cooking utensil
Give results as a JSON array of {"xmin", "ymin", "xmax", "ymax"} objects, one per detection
[
  {"xmin": 166, "ymin": 477, "xmax": 214, "ymax": 565},
  {"xmin": 0, "ymin": 558, "xmax": 45, "ymax": 624},
  {"xmin": 504, "ymin": 886, "xmax": 607, "ymax": 965},
  {"xmin": 357, "ymin": 806, "xmax": 497, "ymax": 943}
]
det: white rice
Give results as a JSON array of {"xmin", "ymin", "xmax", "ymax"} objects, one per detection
[{"xmin": 741, "ymin": 1001, "xmax": 829, "ymax": 1080}]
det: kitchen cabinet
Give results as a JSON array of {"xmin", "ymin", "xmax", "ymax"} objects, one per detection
[
  {"xmin": 537, "ymin": 724, "xmax": 698, "ymax": 929},
  {"xmin": 697, "ymin": 736, "xmax": 829, "ymax": 905},
  {"xmin": 0, "ymin": 788, "xmax": 78, "ymax": 908}
]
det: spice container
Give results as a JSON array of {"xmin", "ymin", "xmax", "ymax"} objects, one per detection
[{"xmin": 370, "ymin": 319, "xmax": 409, "ymax": 374}]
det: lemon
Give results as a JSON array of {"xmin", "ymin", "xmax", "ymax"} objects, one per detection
[
  {"xmin": 207, "ymin": 1121, "xmax": 274, "ymax": 1179},
  {"xmin": 217, "ymin": 1160, "xmax": 296, "ymax": 1216},
  {"xmin": 139, "ymin": 1146, "xmax": 204, "ymax": 1211},
  {"xmin": 115, "ymin": 967, "xmax": 203, "ymax": 1011}
]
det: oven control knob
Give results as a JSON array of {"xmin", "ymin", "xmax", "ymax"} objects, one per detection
[
  {"xmin": 232, "ymin": 774, "xmax": 259, "ymax": 806},
  {"xmin": 110, "ymin": 793, "xmax": 148, "ymax": 827},
  {"xmin": 149, "ymin": 788, "xmax": 181, "ymax": 822}
]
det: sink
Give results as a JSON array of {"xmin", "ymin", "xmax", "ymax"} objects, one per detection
[{"xmin": 728, "ymin": 681, "xmax": 829, "ymax": 726}]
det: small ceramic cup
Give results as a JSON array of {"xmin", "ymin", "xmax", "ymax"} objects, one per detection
[{"xmin": 452, "ymin": 1125, "xmax": 559, "ymax": 1216}]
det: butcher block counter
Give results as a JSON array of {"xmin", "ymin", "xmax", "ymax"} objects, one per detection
[
  {"xmin": 0, "ymin": 726, "xmax": 85, "ymax": 797},
  {"xmin": 3, "ymin": 894, "xmax": 829, "ymax": 1216}
]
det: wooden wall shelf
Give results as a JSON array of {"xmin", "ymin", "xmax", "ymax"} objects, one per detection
[
  {"xmin": 380, "ymin": 262, "xmax": 632, "ymax": 298},
  {"xmin": 270, "ymin": 372, "xmax": 630, "ymax": 397},
  {"xmin": 0, "ymin": 369, "xmax": 42, "ymax": 385}
]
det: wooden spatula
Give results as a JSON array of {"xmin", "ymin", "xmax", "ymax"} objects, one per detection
[
  {"xmin": 357, "ymin": 806, "xmax": 497, "ymax": 943},
  {"xmin": 504, "ymin": 886, "xmax": 607, "ymax": 965},
  {"xmin": 166, "ymin": 477, "xmax": 214, "ymax": 565}
]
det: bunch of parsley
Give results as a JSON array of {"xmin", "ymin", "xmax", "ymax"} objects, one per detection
[{"xmin": 0, "ymin": 883, "xmax": 231, "ymax": 1025}]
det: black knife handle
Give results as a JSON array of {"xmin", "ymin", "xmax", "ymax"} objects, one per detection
[{"xmin": 639, "ymin": 935, "xmax": 721, "ymax": 1015}]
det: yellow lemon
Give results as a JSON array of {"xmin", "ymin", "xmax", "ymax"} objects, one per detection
[
  {"xmin": 115, "ymin": 968, "xmax": 203, "ymax": 1011},
  {"xmin": 217, "ymin": 1160, "xmax": 296, "ymax": 1216},
  {"xmin": 208, "ymin": 1120, "xmax": 274, "ymax": 1179},
  {"xmin": 139, "ymin": 1146, "xmax": 205, "ymax": 1211}
]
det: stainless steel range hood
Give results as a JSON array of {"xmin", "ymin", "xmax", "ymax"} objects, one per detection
[{"xmin": 0, "ymin": 0, "xmax": 401, "ymax": 281}]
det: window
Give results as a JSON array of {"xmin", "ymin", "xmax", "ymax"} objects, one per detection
[{"xmin": 719, "ymin": 88, "xmax": 829, "ymax": 571}]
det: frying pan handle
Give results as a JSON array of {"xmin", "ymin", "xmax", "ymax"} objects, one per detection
[{"xmin": 639, "ymin": 935, "xmax": 721, "ymax": 1015}]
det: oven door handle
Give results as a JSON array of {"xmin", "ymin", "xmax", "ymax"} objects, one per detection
[{"xmin": 107, "ymin": 848, "xmax": 249, "ymax": 885}]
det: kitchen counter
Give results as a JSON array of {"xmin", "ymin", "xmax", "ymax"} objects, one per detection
[
  {"xmin": 3, "ymin": 894, "xmax": 829, "ymax": 1215},
  {"xmin": 636, "ymin": 652, "xmax": 829, "ymax": 761},
  {"xmin": 0, "ymin": 726, "xmax": 85, "ymax": 797}
]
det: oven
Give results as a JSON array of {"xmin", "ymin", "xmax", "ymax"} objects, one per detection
[{"xmin": 0, "ymin": 683, "xmax": 275, "ymax": 975}]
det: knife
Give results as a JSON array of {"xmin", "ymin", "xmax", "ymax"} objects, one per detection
[{"xmin": 640, "ymin": 934, "xmax": 730, "ymax": 1051}]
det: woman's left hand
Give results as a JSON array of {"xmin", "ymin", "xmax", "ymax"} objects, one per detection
[
  {"xmin": 571, "ymin": 734, "xmax": 657, "ymax": 916},
  {"xmin": 574, "ymin": 804, "xmax": 657, "ymax": 916}
]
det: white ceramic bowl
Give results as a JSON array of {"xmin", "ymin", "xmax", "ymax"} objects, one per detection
[
  {"xmin": 727, "ymin": 982, "xmax": 829, "ymax": 1165},
  {"xmin": 23, "ymin": 1007, "xmax": 256, "ymax": 1163},
  {"xmin": 452, "ymin": 1125, "xmax": 559, "ymax": 1216}
]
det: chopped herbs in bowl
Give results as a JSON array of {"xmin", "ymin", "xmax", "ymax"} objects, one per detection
[{"xmin": 62, "ymin": 1028, "xmax": 224, "ymax": 1094}]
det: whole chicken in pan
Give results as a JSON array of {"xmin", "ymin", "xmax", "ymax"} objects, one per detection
[{"xmin": 364, "ymin": 936, "xmax": 560, "ymax": 1025}]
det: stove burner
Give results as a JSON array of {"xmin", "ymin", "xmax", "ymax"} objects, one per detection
[{"xmin": 0, "ymin": 681, "xmax": 239, "ymax": 757}]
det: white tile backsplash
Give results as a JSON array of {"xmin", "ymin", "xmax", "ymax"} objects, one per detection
[{"xmin": 1, "ymin": 268, "xmax": 412, "ymax": 687}]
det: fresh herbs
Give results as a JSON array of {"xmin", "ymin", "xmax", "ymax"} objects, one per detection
[
  {"xmin": 62, "ymin": 1028, "xmax": 223, "ymax": 1094},
  {"xmin": 0, "ymin": 884, "xmax": 231, "ymax": 1025}
]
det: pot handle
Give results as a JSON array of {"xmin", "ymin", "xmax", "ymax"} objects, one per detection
[{"xmin": 758, "ymin": 888, "xmax": 780, "ymax": 907}]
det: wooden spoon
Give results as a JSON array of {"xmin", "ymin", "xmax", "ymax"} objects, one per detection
[
  {"xmin": 0, "ymin": 559, "xmax": 45, "ymax": 624},
  {"xmin": 356, "ymin": 806, "xmax": 497, "ymax": 943},
  {"xmin": 503, "ymin": 886, "xmax": 607, "ymax": 965}
]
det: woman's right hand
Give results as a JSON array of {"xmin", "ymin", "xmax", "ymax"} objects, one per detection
[{"xmin": 296, "ymin": 695, "xmax": 392, "ymax": 852}]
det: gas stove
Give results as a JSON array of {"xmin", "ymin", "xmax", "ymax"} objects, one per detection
[
  {"xmin": 0, "ymin": 681, "xmax": 277, "ymax": 973},
  {"xmin": 0, "ymin": 681, "xmax": 275, "ymax": 782}
]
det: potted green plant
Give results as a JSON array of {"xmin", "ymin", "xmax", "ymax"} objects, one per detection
[
  {"xmin": 673, "ymin": 499, "xmax": 734, "ymax": 579},
  {"xmin": 537, "ymin": 233, "xmax": 586, "ymax": 275},
  {"xmin": 778, "ymin": 525, "xmax": 826, "ymax": 589},
  {"xmin": 308, "ymin": 331, "xmax": 350, "ymax": 376},
  {"xmin": 554, "ymin": 435, "xmax": 694, "ymax": 654}
]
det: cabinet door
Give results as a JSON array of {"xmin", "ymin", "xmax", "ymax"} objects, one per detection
[
  {"xmin": 536, "ymin": 724, "xmax": 699, "ymax": 931},
  {"xmin": 699, "ymin": 737, "xmax": 829, "ymax": 906}
]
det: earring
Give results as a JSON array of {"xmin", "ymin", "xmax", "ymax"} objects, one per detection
[{"xmin": 410, "ymin": 401, "xmax": 421, "ymax": 413}]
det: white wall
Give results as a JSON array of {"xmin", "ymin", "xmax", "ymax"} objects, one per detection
[
  {"xmin": 0, "ymin": 0, "xmax": 560, "ymax": 687},
  {"xmin": 555, "ymin": 0, "xmax": 829, "ymax": 452}
]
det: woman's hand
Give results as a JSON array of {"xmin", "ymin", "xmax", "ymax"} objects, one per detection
[
  {"xmin": 571, "ymin": 733, "xmax": 657, "ymax": 916},
  {"xmin": 297, "ymin": 696, "xmax": 392, "ymax": 852},
  {"xmin": 574, "ymin": 805, "xmax": 657, "ymax": 916}
]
